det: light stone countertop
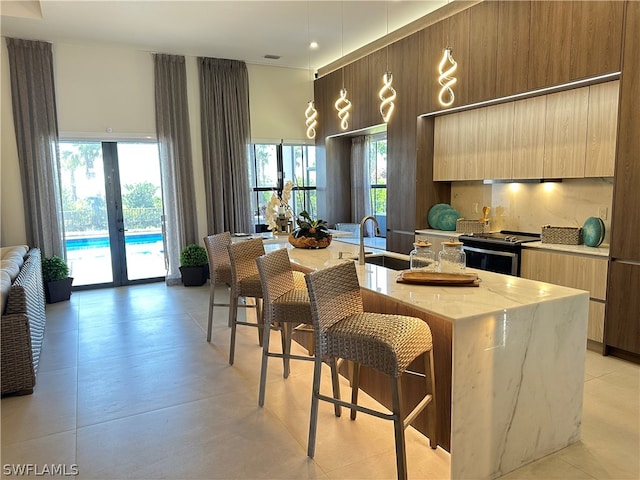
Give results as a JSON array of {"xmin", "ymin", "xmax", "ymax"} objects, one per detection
[
  {"xmin": 266, "ymin": 241, "xmax": 588, "ymax": 323},
  {"xmin": 523, "ymin": 241, "xmax": 610, "ymax": 257}
]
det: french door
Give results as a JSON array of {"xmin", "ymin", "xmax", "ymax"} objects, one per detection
[{"xmin": 59, "ymin": 141, "xmax": 166, "ymax": 288}]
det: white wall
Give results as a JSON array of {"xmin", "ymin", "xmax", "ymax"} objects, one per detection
[{"xmin": 0, "ymin": 39, "xmax": 313, "ymax": 246}]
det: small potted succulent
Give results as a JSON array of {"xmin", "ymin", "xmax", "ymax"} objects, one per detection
[
  {"xmin": 288, "ymin": 210, "xmax": 333, "ymax": 249},
  {"xmin": 42, "ymin": 255, "xmax": 74, "ymax": 303},
  {"xmin": 179, "ymin": 243, "xmax": 209, "ymax": 286}
]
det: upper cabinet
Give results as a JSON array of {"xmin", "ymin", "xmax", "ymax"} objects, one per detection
[
  {"xmin": 433, "ymin": 81, "xmax": 619, "ymax": 182},
  {"xmin": 543, "ymin": 87, "xmax": 589, "ymax": 178},
  {"xmin": 512, "ymin": 95, "xmax": 546, "ymax": 179},
  {"xmin": 467, "ymin": 2, "xmax": 498, "ymax": 104},
  {"xmin": 585, "ymin": 81, "xmax": 620, "ymax": 177}
]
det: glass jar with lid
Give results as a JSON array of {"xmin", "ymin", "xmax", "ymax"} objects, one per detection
[
  {"xmin": 438, "ymin": 240, "xmax": 466, "ymax": 273},
  {"xmin": 409, "ymin": 241, "xmax": 437, "ymax": 271}
]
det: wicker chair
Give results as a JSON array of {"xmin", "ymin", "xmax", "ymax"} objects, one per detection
[
  {"xmin": 305, "ymin": 261, "xmax": 437, "ymax": 480},
  {"xmin": 203, "ymin": 232, "xmax": 232, "ymax": 342},
  {"xmin": 255, "ymin": 248, "xmax": 341, "ymax": 412},
  {"xmin": 227, "ymin": 238, "xmax": 266, "ymax": 365}
]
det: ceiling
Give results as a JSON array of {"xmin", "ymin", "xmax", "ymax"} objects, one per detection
[{"xmin": 0, "ymin": 0, "xmax": 448, "ymax": 72}]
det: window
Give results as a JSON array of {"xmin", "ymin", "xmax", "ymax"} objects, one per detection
[
  {"xmin": 368, "ymin": 133, "xmax": 387, "ymax": 236},
  {"xmin": 249, "ymin": 143, "xmax": 317, "ymax": 232}
]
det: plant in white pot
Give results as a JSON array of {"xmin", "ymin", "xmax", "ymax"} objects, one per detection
[
  {"xmin": 179, "ymin": 244, "xmax": 209, "ymax": 286},
  {"xmin": 42, "ymin": 255, "xmax": 74, "ymax": 303}
]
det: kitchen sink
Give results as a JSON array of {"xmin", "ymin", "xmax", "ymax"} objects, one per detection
[{"xmin": 357, "ymin": 254, "xmax": 410, "ymax": 271}]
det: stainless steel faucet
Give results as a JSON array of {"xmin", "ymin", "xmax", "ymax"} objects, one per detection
[{"xmin": 359, "ymin": 215, "xmax": 380, "ymax": 265}]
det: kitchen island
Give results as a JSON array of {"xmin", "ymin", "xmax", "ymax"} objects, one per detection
[{"xmin": 264, "ymin": 240, "xmax": 589, "ymax": 479}]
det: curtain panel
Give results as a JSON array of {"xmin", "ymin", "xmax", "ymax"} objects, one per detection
[
  {"xmin": 153, "ymin": 53, "xmax": 198, "ymax": 285},
  {"xmin": 6, "ymin": 38, "xmax": 65, "ymax": 257},
  {"xmin": 198, "ymin": 57, "xmax": 252, "ymax": 234},
  {"xmin": 350, "ymin": 136, "xmax": 374, "ymax": 237}
]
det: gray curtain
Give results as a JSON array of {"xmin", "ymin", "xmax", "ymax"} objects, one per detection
[
  {"xmin": 6, "ymin": 38, "xmax": 64, "ymax": 257},
  {"xmin": 153, "ymin": 53, "xmax": 198, "ymax": 285},
  {"xmin": 198, "ymin": 57, "xmax": 252, "ymax": 234},
  {"xmin": 351, "ymin": 136, "xmax": 374, "ymax": 236}
]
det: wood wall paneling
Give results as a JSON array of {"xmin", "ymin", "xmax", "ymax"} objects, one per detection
[
  {"xmin": 387, "ymin": 34, "xmax": 421, "ymax": 253},
  {"xmin": 512, "ymin": 95, "xmax": 546, "ymax": 179},
  {"xmin": 496, "ymin": 1, "xmax": 531, "ymax": 98},
  {"xmin": 570, "ymin": 1, "xmax": 624, "ymax": 81},
  {"xmin": 321, "ymin": 136, "xmax": 352, "ymax": 227},
  {"xmin": 543, "ymin": 87, "xmax": 589, "ymax": 178},
  {"xmin": 418, "ymin": 22, "xmax": 445, "ymax": 114},
  {"xmin": 528, "ymin": 1, "xmax": 573, "ymax": 90},
  {"xmin": 343, "ymin": 58, "xmax": 369, "ymax": 132},
  {"xmin": 610, "ymin": 0, "xmax": 640, "ymax": 261},
  {"xmin": 443, "ymin": 9, "xmax": 470, "ymax": 107},
  {"xmin": 367, "ymin": 48, "xmax": 389, "ymax": 128},
  {"xmin": 585, "ymin": 80, "xmax": 619, "ymax": 178},
  {"xmin": 315, "ymin": 70, "xmax": 343, "ymax": 138},
  {"xmin": 467, "ymin": 1, "xmax": 499, "ymax": 103}
]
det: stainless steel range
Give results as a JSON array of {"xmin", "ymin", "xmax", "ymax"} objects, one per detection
[{"xmin": 458, "ymin": 230, "xmax": 541, "ymax": 276}]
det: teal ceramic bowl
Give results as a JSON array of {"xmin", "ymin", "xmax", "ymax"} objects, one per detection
[
  {"xmin": 583, "ymin": 217, "xmax": 605, "ymax": 247},
  {"xmin": 428, "ymin": 203, "xmax": 452, "ymax": 229},
  {"xmin": 438, "ymin": 209, "xmax": 462, "ymax": 231}
]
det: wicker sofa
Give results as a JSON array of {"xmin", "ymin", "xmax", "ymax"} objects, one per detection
[{"xmin": 1, "ymin": 246, "xmax": 46, "ymax": 396}]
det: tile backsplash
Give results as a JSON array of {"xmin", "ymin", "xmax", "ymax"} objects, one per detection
[{"xmin": 450, "ymin": 178, "xmax": 613, "ymax": 244}]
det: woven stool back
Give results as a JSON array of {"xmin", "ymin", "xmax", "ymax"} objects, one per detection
[
  {"xmin": 305, "ymin": 260, "xmax": 363, "ymax": 354},
  {"xmin": 203, "ymin": 232, "xmax": 231, "ymax": 284},
  {"xmin": 228, "ymin": 238, "xmax": 265, "ymax": 288},
  {"xmin": 255, "ymin": 248, "xmax": 295, "ymax": 317}
]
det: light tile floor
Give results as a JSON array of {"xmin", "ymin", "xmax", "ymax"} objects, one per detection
[{"xmin": 1, "ymin": 283, "xmax": 638, "ymax": 479}]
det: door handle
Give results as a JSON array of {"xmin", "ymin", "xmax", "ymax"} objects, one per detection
[{"xmin": 118, "ymin": 228, "xmax": 129, "ymax": 233}]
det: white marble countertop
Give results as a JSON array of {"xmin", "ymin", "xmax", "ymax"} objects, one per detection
[
  {"xmin": 265, "ymin": 242, "xmax": 588, "ymax": 323},
  {"xmin": 523, "ymin": 241, "xmax": 610, "ymax": 257},
  {"xmin": 415, "ymin": 229, "xmax": 462, "ymax": 238}
]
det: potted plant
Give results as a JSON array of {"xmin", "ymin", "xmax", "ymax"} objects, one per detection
[
  {"xmin": 288, "ymin": 210, "xmax": 333, "ymax": 249},
  {"xmin": 179, "ymin": 243, "xmax": 209, "ymax": 286},
  {"xmin": 42, "ymin": 255, "xmax": 74, "ymax": 303}
]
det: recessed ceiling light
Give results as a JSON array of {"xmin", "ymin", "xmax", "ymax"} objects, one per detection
[
  {"xmin": 309, "ymin": 41, "xmax": 319, "ymax": 49},
  {"xmin": 263, "ymin": 54, "xmax": 281, "ymax": 60}
]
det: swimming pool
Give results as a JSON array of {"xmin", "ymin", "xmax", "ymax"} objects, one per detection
[{"xmin": 66, "ymin": 232, "xmax": 163, "ymax": 251}]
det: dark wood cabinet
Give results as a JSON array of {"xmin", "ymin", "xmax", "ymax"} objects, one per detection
[
  {"xmin": 570, "ymin": 1, "xmax": 624, "ymax": 81},
  {"xmin": 367, "ymin": 48, "xmax": 388, "ymax": 127},
  {"xmin": 313, "ymin": 70, "xmax": 342, "ymax": 139},
  {"xmin": 605, "ymin": 0, "xmax": 640, "ymax": 361},
  {"xmin": 610, "ymin": 0, "xmax": 640, "ymax": 261},
  {"xmin": 605, "ymin": 262, "xmax": 640, "ymax": 358},
  {"xmin": 344, "ymin": 57, "xmax": 370, "ymax": 131},
  {"xmin": 528, "ymin": 1, "xmax": 573, "ymax": 90},
  {"xmin": 418, "ymin": 22, "xmax": 445, "ymax": 115},
  {"xmin": 495, "ymin": 1, "xmax": 531, "ymax": 98}
]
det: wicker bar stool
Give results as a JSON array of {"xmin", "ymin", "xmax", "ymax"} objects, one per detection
[
  {"xmin": 203, "ymin": 232, "xmax": 232, "ymax": 342},
  {"xmin": 227, "ymin": 238, "xmax": 266, "ymax": 365},
  {"xmin": 305, "ymin": 261, "xmax": 437, "ymax": 480},
  {"xmin": 255, "ymin": 248, "xmax": 341, "ymax": 412}
]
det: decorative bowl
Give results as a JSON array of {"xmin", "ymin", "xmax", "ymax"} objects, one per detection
[{"xmin": 288, "ymin": 234, "xmax": 333, "ymax": 249}]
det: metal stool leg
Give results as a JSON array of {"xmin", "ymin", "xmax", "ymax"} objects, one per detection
[
  {"xmin": 392, "ymin": 377, "xmax": 408, "ymax": 480},
  {"xmin": 307, "ymin": 354, "xmax": 323, "ymax": 458},
  {"xmin": 350, "ymin": 362, "xmax": 360, "ymax": 420}
]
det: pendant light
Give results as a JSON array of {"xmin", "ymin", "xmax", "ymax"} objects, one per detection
[
  {"xmin": 335, "ymin": 2, "xmax": 351, "ymax": 130},
  {"xmin": 378, "ymin": 2, "xmax": 396, "ymax": 123},
  {"xmin": 304, "ymin": 1, "xmax": 318, "ymax": 139},
  {"xmin": 438, "ymin": 47, "xmax": 457, "ymax": 107}
]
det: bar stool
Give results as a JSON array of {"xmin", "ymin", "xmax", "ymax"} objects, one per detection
[
  {"xmin": 203, "ymin": 232, "xmax": 232, "ymax": 342},
  {"xmin": 255, "ymin": 248, "xmax": 341, "ymax": 413},
  {"xmin": 304, "ymin": 260, "xmax": 437, "ymax": 480},
  {"xmin": 227, "ymin": 238, "xmax": 266, "ymax": 365}
]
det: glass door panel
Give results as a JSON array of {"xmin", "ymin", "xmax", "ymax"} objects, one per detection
[
  {"xmin": 60, "ymin": 141, "xmax": 114, "ymax": 286},
  {"xmin": 116, "ymin": 143, "xmax": 165, "ymax": 281}
]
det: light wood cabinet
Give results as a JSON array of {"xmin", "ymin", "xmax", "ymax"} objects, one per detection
[
  {"xmin": 521, "ymin": 248, "xmax": 608, "ymax": 344},
  {"xmin": 512, "ymin": 95, "xmax": 546, "ymax": 179},
  {"xmin": 434, "ymin": 109, "xmax": 484, "ymax": 181},
  {"xmin": 543, "ymin": 87, "xmax": 589, "ymax": 178},
  {"xmin": 585, "ymin": 80, "xmax": 619, "ymax": 177},
  {"xmin": 482, "ymin": 103, "xmax": 514, "ymax": 179}
]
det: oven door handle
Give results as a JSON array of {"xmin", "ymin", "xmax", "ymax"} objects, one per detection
[{"xmin": 462, "ymin": 245, "xmax": 518, "ymax": 258}]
